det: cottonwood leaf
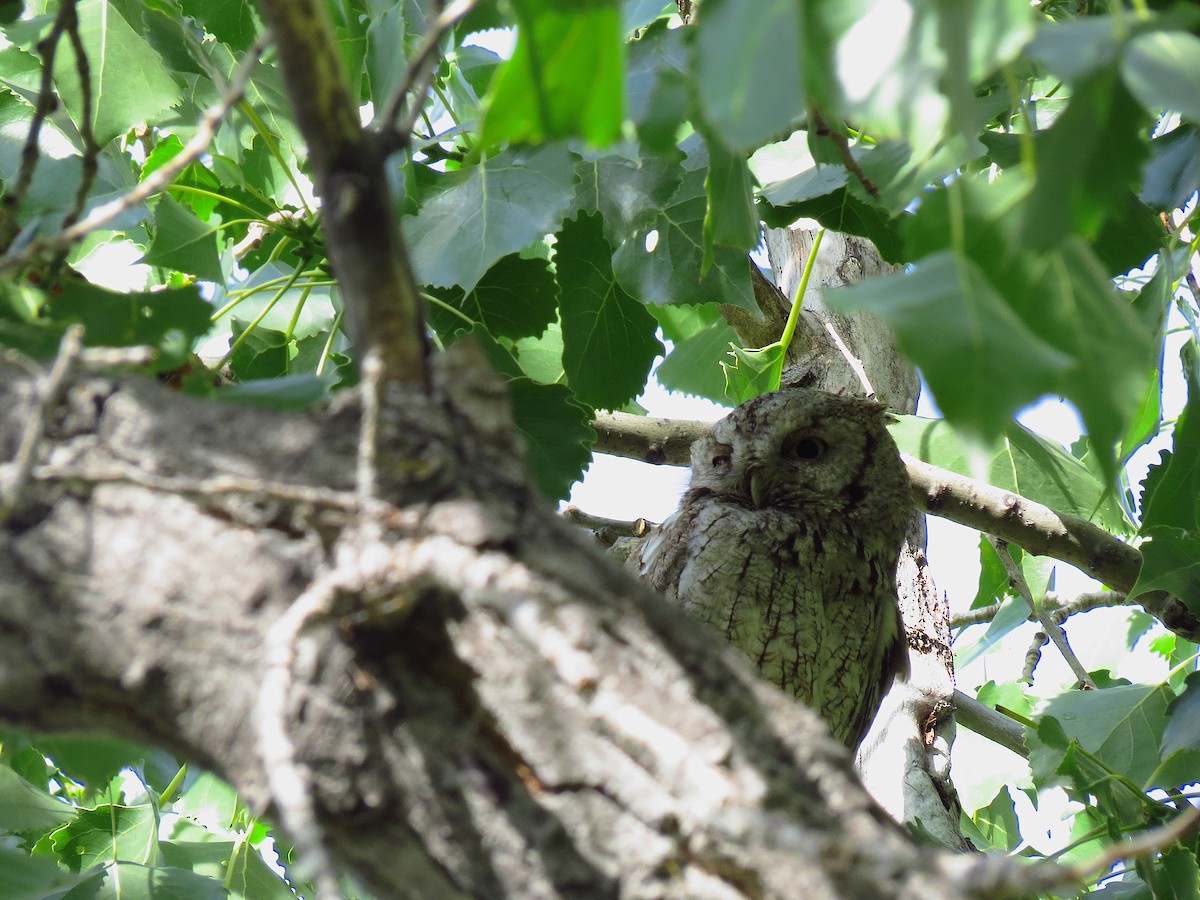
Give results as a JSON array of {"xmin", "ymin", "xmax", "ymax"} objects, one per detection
[
  {"xmin": 611, "ymin": 165, "xmax": 755, "ymax": 310},
  {"xmin": 404, "ymin": 144, "xmax": 577, "ymax": 293},
  {"xmin": 828, "ymin": 250, "xmax": 1072, "ymax": 442},
  {"xmin": 482, "ymin": 0, "xmax": 623, "ymax": 147},
  {"xmin": 692, "ymin": 0, "xmax": 805, "ymax": 153},
  {"xmin": 507, "ymin": 377, "xmax": 594, "ymax": 502},
  {"xmin": 0, "ymin": 767, "xmax": 75, "ymax": 832},
  {"xmin": 557, "ymin": 212, "xmax": 662, "ymax": 410},
  {"xmin": 52, "ymin": 0, "xmax": 181, "ymax": 146}
]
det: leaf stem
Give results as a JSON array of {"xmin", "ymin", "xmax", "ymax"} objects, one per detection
[{"xmin": 776, "ymin": 228, "xmax": 824, "ymax": 368}]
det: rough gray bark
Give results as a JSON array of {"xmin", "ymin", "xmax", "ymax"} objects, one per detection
[{"xmin": 0, "ymin": 355, "xmax": 1027, "ymax": 899}]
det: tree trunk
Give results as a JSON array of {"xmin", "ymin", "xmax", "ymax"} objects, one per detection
[{"xmin": 0, "ymin": 355, "xmax": 1005, "ymax": 898}]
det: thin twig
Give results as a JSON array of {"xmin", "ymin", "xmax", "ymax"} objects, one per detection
[
  {"xmin": 561, "ymin": 506, "xmax": 655, "ymax": 538},
  {"xmin": 809, "ymin": 108, "xmax": 880, "ymax": 200},
  {"xmin": 60, "ymin": 2, "xmax": 99, "ymax": 236},
  {"xmin": 356, "ymin": 349, "xmax": 383, "ymax": 523},
  {"xmin": 989, "ymin": 536, "xmax": 1097, "ymax": 690},
  {"xmin": 1021, "ymin": 630, "xmax": 1049, "ymax": 684},
  {"xmin": 0, "ymin": 1, "xmax": 75, "ymax": 252},
  {"xmin": 0, "ymin": 37, "xmax": 267, "ymax": 275},
  {"xmin": 1068, "ymin": 803, "xmax": 1200, "ymax": 885},
  {"xmin": 0, "ymin": 324, "xmax": 84, "ymax": 525},
  {"xmin": 950, "ymin": 590, "xmax": 1128, "ymax": 629},
  {"xmin": 377, "ymin": 0, "xmax": 481, "ymax": 154}
]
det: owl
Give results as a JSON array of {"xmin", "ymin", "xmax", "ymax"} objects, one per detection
[{"xmin": 631, "ymin": 388, "xmax": 910, "ymax": 749}]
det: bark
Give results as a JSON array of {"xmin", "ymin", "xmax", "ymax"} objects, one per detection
[{"xmin": 0, "ymin": 357, "xmax": 1051, "ymax": 899}]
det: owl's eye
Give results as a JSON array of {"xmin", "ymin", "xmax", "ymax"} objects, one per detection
[{"xmin": 783, "ymin": 434, "xmax": 827, "ymax": 461}]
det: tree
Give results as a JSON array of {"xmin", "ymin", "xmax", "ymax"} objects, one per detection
[{"xmin": 0, "ymin": 0, "xmax": 1198, "ymax": 896}]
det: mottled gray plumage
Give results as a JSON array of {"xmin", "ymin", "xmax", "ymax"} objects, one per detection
[{"xmin": 632, "ymin": 388, "xmax": 910, "ymax": 748}]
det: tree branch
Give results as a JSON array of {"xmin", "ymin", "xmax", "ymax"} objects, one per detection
[
  {"xmin": 377, "ymin": 0, "xmax": 481, "ymax": 155},
  {"xmin": 990, "ymin": 536, "xmax": 1098, "ymax": 690},
  {"xmin": 590, "ymin": 411, "xmax": 1200, "ymax": 641},
  {"xmin": 254, "ymin": 0, "xmax": 429, "ymax": 386},
  {"xmin": 951, "ymin": 690, "xmax": 1028, "ymax": 759},
  {"xmin": 0, "ymin": 38, "xmax": 266, "ymax": 275}
]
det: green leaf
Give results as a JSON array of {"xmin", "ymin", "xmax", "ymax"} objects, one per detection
[
  {"xmin": 557, "ymin": 212, "xmax": 662, "ymax": 409},
  {"xmin": 970, "ymin": 535, "xmax": 1010, "ymax": 610},
  {"xmin": 507, "ymin": 377, "xmax": 594, "ymax": 501},
  {"xmin": 1141, "ymin": 124, "xmax": 1200, "ymax": 212},
  {"xmin": 828, "ymin": 250, "xmax": 1073, "ymax": 442},
  {"xmin": 572, "ymin": 149, "xmax": 683, "ymax": 248},
  {"xmin": 33, "ymin": 738, "xmax": 150, "ymax": 791},
  {"xmin": 835, "ymin": 0, "xmax": 1031, "ymax": 158},
  {"xmin": 1035, "ymin": 684, "xmax": 1174, "ymax": 789},
  {"xmin": 404, "ymin": 144, "xmax": 577, "ymax": 293},
  {"xmin": 1162, "ymin": 671, "xmax": 1200, "ymax": 758},
  {"xmin": 976, "ymin": 680, "xmax": 1034, "ymax": 721},
  {"xmin": 177, "ymin": 0, "xmax": 260, "ymax": 51},
  {"xmin": 1021, "ymin": 71, "xmax": 1150, "ymax": 250},
  {"xmin": 702, "ymin": 128, "xmax": 758, "ymax": 254},
  {"xmin": 970, "ymin": 786, "xmax": 1021, "ymax": 853},
  {"xmin": 611, "ymin": 165, "xmax": 756, "ymax": 310},
  {"xmin": 481, "ymin": 0, "xmax": 623, "ymax": 147},
  {"xmin": 626, "ymin": 20, "xmax": 688, "ymax": 154},
  {"xmin": 161, "ymin": 828, "xmax": 295, "ymax": 899},
  {"xmin": 64, "ymin": 862, "xmax": 229, "ymax": 900},
  {"xmin": 1122, "ymin": 31, "xmax": 1200, "ymax": 123},
  {"xmin": 427, "ymin": 254, "xmax": 557, "ymax": 341},
  {"xmin": 512, "ymin": 321, "xmax": 566, "ymax": 384},
  {"xmin": 142, "ymin": 137, "xmax": 222, "ymax": 220},
  {"xmin": 954, "ymin": 596, "xmax": 1029, "ymax": 668},
  {"xmin": 220, "ymin": 375, "xmax": 332, "ymax": 411},
  {"xmin": 1131, "ymin": 529, "xmax": 1200, "ymax": 617},
  {"xmin": 172, "ymin": 771, "xmax": 239, "ymax": 830},
  {"xmin": 757, "ymin": 186, "xmax": 905, "ymax": 264},
  {"xmin": 889, "ymin": 416, "xmax": 1127, "ymax": 532},
  {"xmin": 692, "ymin": 0, "xmax": 805, "ymax": 153},
  {"xmin": 1026, "ymin": 16, "xmax": 1125, "ymax": 83},
  {"xmin": 47, "ymin": 281, "xmax": 212, "ymax": 368},
  {"xmin": 229, "ymin": 321, "xmax": 289, "ymax": 381},
  {"xmin": 721, "ymin": 342, "xmax": 784, "ymax": 405},
  {"xmin": 51, "ymin": 804, "xmax": 157, "ymax": 871},
  {"xmin": 0, "ymin": 845, "xmax": 84, "ymax": 899},
  {"xmin": 0, "ymin": 765, "xmax": 75, "ymax": 832},
  {"xmin": 1140, "ymin": 354, "xmax": 1200, "ymax": 534},
  {"xmin": 141, "ymin": 196, "xmax": 224, "ymax": 283},
  {"xmin": 51, "ymin": 0, "xmax": 183, "ymax": 146},
  {"xmin": 655, "ymin": 318, "xmax": 740, "ymax": 403},
  {"xmin": 1152, "ymin": 845, "xmax": 1200, "ymax": 900}
]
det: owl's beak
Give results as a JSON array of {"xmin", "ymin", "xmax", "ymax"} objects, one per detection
[{"xmin": 748, "ymin": 471, "xmax": 766, "ymax": 509}]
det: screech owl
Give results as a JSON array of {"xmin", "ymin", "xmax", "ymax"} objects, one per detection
[{"xmin": 631, "ymin": 388, "xmax": 911, "ymax": 749}]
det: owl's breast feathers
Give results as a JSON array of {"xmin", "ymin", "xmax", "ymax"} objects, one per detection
[{"xmin": 638, "ymin": 496, "xmax": 906, "ymax": 748}]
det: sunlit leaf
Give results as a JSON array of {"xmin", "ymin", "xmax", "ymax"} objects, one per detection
[{"xmin": 404, "ymin": 144, "xmax": 577, "ymax": 293}]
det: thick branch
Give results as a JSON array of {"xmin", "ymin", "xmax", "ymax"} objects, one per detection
[
  {"xmin": 590, "ymin": 411, "xmax": 1200, "ymax": 641},
  {"xmin": 254, "ymin": 0, "xmax": 428, "ymax": 385},
  {"xmin": 0, "ymin": 365, "xmax": 1085, "ymax": 899}
]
